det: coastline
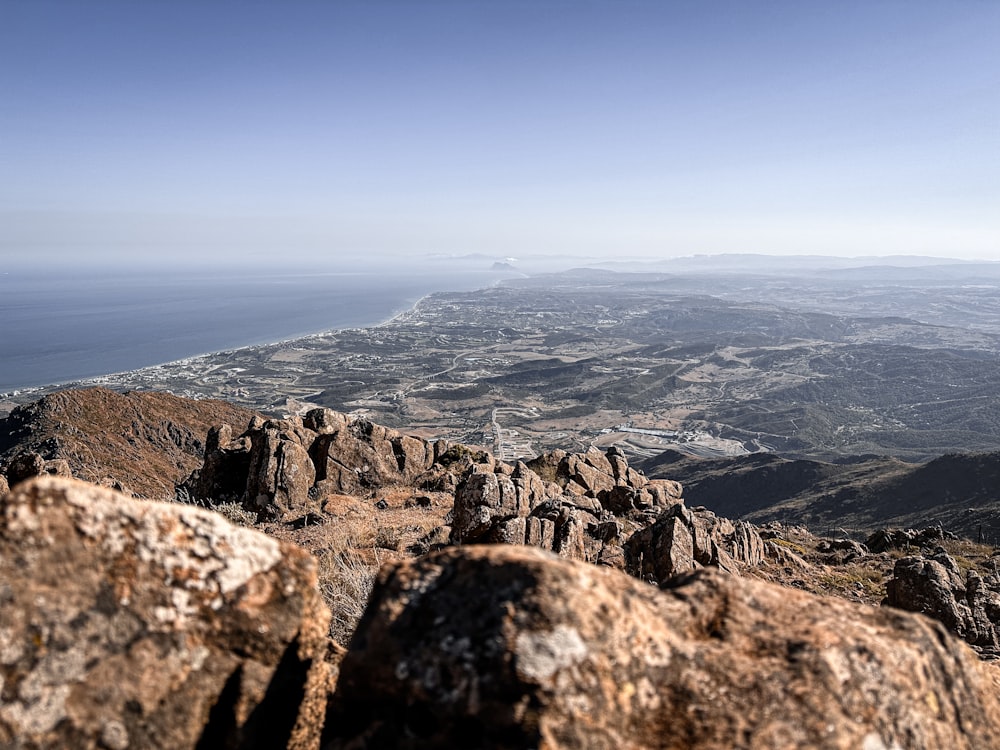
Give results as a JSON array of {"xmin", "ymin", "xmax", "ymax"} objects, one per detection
[
  {"xmin": 0, "ymin": 289, "xmax": 439, "ymax": 411},
  {"xmin": 0, "ymin": 258, "xmax": 528, "ymax": 408},
  {"xmin": 0, "ymin": 286, "xmax": 464, "ymax": 418}
]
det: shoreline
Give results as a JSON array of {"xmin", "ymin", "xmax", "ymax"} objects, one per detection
[{"xmin": 0, "ymin": 290, "xmax": 439, "ymax": 403}]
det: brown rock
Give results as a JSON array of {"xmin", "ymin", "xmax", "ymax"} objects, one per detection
[
  {"xmin": 527, "ymin": 447, "xmax": 649, "ymax": 498},
  {"xmin": 886, "ymin": 552, "xmax": 1000, "ymax": 655},
  {"xmin": 188, "ymin": 423, "xmax": 253, "ymax": 502},
  {"xmin": 302, "ymin": 408, "xmax": 349, "ymax": 435},
  {"xmin": 451, "ymin": 470, "xmax": 530, "ymax": 544},
  {"xmin": 311, "ymin": 419, "xmax": 435, "ymax": 495},
  {"xmin": 244, "ymin": 420, "xmax": 318, "ymax": 520},
  {"xmin": 6, "ymin": 451, "xmax": 46, "ymax": 485},
  {"xmin": 0, "ymin": 474, "xmax": 8, "ymax": 496},
  {"xmin": 324, "ymin": 545, "xmax": 1000, "ymax": 749},
  {"xmin": 625, "ymin": 503, "xmax": 765, "ymax": 585},
  {"xmin": 0, "ymin": 476, "xmax": 330, "ymax": 750},
  {"xmin": 42, "ymin": 458, "xmax": 72, "ymax": 477},
  {"xmin": 643, "ymin": 478, "xmax": 683, "ymax": 507}
]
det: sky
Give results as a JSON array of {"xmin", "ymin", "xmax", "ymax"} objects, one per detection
[{"xmin": 1, "ymin": 0, "xmax": 999, "ymax": 267}]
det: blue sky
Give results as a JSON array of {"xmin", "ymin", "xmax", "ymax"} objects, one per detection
[{"xmin": 2, "ymin": 0, "xmax": 998, "ymax": 266}]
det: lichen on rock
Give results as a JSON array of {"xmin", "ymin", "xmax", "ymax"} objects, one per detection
[{"xmin": 0, "ymin": 476, "xmax": 331, "ymax": 750}]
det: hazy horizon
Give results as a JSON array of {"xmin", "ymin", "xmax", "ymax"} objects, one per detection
[{"xmin": 3, "ymin": 1, "xmax": 999, "ymax": 267}]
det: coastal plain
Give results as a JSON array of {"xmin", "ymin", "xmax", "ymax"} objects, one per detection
[{"xmin": 8, "ymin": 260, "xmax": 1000, "ymax": 464}]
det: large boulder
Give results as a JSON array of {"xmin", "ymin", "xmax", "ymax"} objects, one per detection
[
  {"xmin": 244, "ymin": 420, "xmax": 318, "ymax": 520},
  {"xmin": 866, "ymin": 527, "xmax": 957, "ymax": 553},
  {"xmin": 625, "ymin": 503, "xmax": 766, "ymax": 585},
  {"xmin": 310, "ymin": 416, "xmax": 435, "ymax": 495},
  {"xmin": 0, "ymin": 477, "xmax": 331, "ymax": 750},
  {"xmin": 5, "ymin": 451, "xmax": 46, "ymax": 485},
  {"xmin": 449, "ymin": 463, "xmax": 623, "ymax": 565},
  {"xmin": 525, "ymin": 446, "xmax": 673, "ymax": 509},
  {"xmin": 184, "ymin": 409, "xmax": 446, "ymax": 519},
  {"xmin": 189, "ymin": 423, "xmax": 253, "ymax": 502},
  {"xmin": 324, "ymin": 545, "xmax": 1000, "ymax": 749},
  {"xmin": 886, "ymin": 551, "xmax": 1000, "ymax": 657},
  {"xmin": 449, "ymin": 447, "xmax": 687, "ymax": 572}
]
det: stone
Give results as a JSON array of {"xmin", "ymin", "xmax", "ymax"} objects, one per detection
[
  {"xmin": 244, "ymin": 421, "xmax": 318, "ymax": 520},
  {"xmin": 302, "ymin": 408, "xmax": 349, "ymax": 435},
  {"xmin": 324, "ymin": 545, "xmax": 1000, "ymax": 749},
  {"xmin": 451, "ymin": 470, "xmax": 532, "ymax": 544},
  {"xmin": 626, "ymin": 514, "xmax": 694, "ymax": 583},
  {"xmin": 311, "ymin": 419, "xmax": 435, "ymax": 495},
  {"xmin": 886, "ymin": 552, "xmax": 1000, "ymax": 656},
  {"xmin": 866, "ymin": 527, "xmax": 957, "ymax": 553},
  {"xmin": 0, "ymin": 476, "xmax": 330, "ymax": 750},
  {"xmin": 624, "ymin": 502, "xmax": 766, "ymax": 585},
  {"xmin": 42, "ymin": 458, "xmax": 72, "ymax": 477},
  {"xmin": 526, "ymin": 447, "xmax": 649, "ymax": 498},
  {"xmin": 0, "ymin": 474, "xmax": 8, "ymax": 496},
  {"xmin": 189, "ymin": 423, "xmax": 253, "ymax": 502},
  {"xmin": 6, "ymin": 451, "xmax": 46, "ymax": 485}
]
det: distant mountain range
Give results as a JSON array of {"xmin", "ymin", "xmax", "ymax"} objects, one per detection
[
  {"xmin": 641, "ymin": 449, "xmax": 1000, "ymax": 542},
  {"xmin": 591, "ymin": 253, "xmax": 995, "ymax": 275}
]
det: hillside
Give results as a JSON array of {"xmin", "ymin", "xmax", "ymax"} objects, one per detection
[
  {"xmin": 0, "ymin": 387, "xmax": 259, "ymax": 498},
  {"xmin": 641, "ymin": 449, "xmax": 1000, "ymax": 541}
]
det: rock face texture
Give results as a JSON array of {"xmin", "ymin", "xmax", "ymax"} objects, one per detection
[
  {"xmin": 448, "ymin": 446, "xmax": 765, "ymax": 580},
  {"xmin": 866, "ymin": 526, "xmax": 957, "ymax": 553},
  {"xmin": 886, "ymin": 550, "xmax": 1000, "ymax": 658},
  {"xmin": 450, "ymin": 447, "xmax": 682, "ymax": 557},
  {"xmin": 625, "ymin": 502, "xmax": 766, "ymax": 585},
  {"xmin": 2, "ymin": 451, "xmax": 73, "ymax": 488},
  {"xmin": 325, "ymin": 545, "xmax": 1000, "ymax": 750},
  {"xmin": 0, "ymin": 388, "xmax": 259, "ymax": 499},
  {"xmin": 0, "ymin": 476, "xmax": 330, "ymax": 750},
  {"xmin": 243, "ymin": 419, "xmax": 319, "ymax": 519},
  {"xmin": 186, "ymin": 408, "xmax": 459, "ymax": 521}
]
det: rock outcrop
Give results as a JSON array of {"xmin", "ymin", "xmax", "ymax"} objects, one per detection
[
  {"xmin": 243, "ymin": 419, "xmax": 319, "ymax": 519},
  {"xmin": 0, "ymin": 476, "xmax": 331, "ymax": 750},
  {"xmin": 448, "ymin": 446, "xmax": 764, "ymax": 580},
  {"xmin": 325, "ymin": 545, "xmax": 1000, "ymax": 749},
  {"xmin": 886, "ymin": 550, "xmax": 1000, "ymax": 658},
  {"xmin": 2, "ymin": 450, "xmax": 73, "ymax": 489},
  {"xmin": 866, "ymin": 526, "xmax": 958, "ymax": 553},
  {"xmin": 185, "ymin": 408, "xmax": 459, "ymax": 521},
  {"xmin": 625, "ymin": 502, "xmax": 766, "ymax": 585}
]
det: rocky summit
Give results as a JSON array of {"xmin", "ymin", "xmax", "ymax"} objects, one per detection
[
  {"xmin": 326, "ymin": 545, "xmax": 1000, "ymax": 749},
  {"xmin": 5, "ymin": 390, "xmax": 1000, "ymax": 748}
]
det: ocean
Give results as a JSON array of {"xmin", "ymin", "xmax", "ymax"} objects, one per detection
[{"xmin": 0, "ymin": 264, "xmax": 503, "ymax": 394}]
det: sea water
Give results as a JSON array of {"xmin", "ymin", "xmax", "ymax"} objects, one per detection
[{"xmin": 0, "ymin": 264, "xmax": 502, "ymax": 394}]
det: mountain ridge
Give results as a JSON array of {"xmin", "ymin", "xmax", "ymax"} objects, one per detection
[
  {"xmin": 642, "ymin": 448, "xmax": 1000, "ymax": 541},
  {"xmin": 0, "ymin": 387, "xmax": 259, "ymax": 498}
]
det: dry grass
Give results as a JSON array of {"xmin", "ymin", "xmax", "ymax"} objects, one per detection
[
  {"xmin": 317, "ymin": 548, "xmax": 382, "ymax": 647},
  {"xmin": 814, "ymin": 565, "xmax": 887, "ymax": 604},
  {"xmin": 212, "ymin": 501, "xmax": 259, "ymax": 527},
  {"xmin": 262, "ymin": 485, "xmax": 453, "ymax": 645},
  {"xmin": 769, "ymin": 537, "xmax": 810, "ymax": 556}
]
